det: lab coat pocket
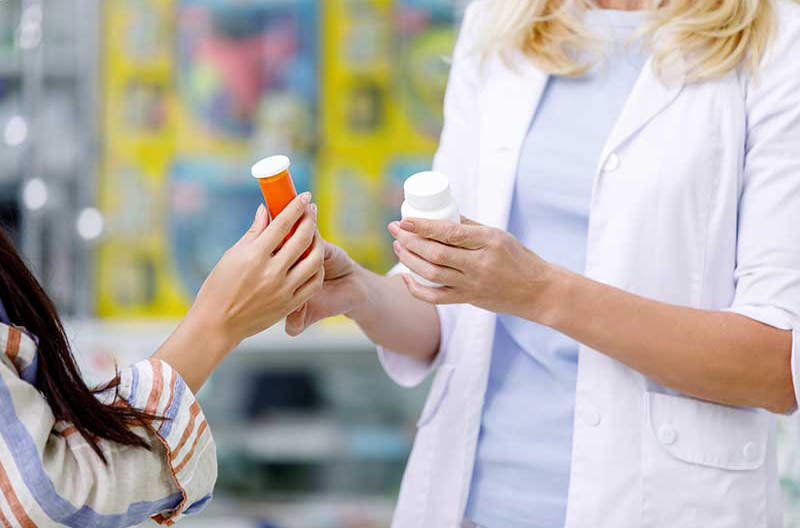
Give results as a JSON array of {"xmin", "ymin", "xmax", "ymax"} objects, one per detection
[
  {"xmin": 642, "ymin": 392, "xmax": 768, "ymax": 528},
  {"xmin": 416, "ymin": 364, "xmax": 455, "ymax": 428}
]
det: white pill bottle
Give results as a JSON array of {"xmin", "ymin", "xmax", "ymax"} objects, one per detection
[{"xmin": 401, "ymin": 171, "xmax": 460, "ymax": 288}]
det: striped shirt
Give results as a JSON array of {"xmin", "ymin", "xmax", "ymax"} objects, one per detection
[{"xmin": 0, "ymin": 323, "xmax": 217, "ymax": 527}]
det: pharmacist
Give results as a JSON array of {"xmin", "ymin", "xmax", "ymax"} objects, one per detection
[{"xmin": 288, "ymin": 0, "xmax": 800, "ymax": 527}]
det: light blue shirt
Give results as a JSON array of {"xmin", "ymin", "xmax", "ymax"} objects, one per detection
[{"xmin": 465, "ymin": 10, "xmax": 647, "ymax": 528}]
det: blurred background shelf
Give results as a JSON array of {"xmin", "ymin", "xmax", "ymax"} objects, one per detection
[
  {"xmin": 67, "ymin": 317, "xmax": 375, "ymax": 363},
  {"xmin": 0, "ymin": 51, "xmax": 22, "ymax": 76},
  {"xmin": 143, "ymin": 496, "xmax": 397, "ymax": 528}
]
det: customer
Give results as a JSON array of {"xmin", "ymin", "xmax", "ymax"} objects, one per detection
[
  {"xmin": 288, "ymin": 0, "xmax": 800, "ymax": 527},
  {"xmin": 0, "ymin": 193, "xmax": 322, "ymax": 526}
]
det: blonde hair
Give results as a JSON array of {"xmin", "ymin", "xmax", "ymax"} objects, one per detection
[{"xmin": 476, "ymin": 0, "xmax": 779, "ymax": 81}]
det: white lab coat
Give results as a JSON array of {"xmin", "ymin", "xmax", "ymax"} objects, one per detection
[{"xmin": 377, "ymin": 1, "xmax": 800, "ymax": 527}]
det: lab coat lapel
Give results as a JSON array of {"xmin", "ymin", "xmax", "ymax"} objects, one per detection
[
  {"xmin": 455, "ymin": 53, "xmax": 548, "ymax": 518},
  {"xmin": 598, "ymin": 56, "xmax": 686, "ymax": 168},
  {"xmin": 477, "ymin": 51, "xmax": 549, "ymax": 231}
]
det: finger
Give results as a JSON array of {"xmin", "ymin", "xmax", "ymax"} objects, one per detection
[
  {"xmin": 292, "ymin": 268, "xmax": 325, "ymax": 302},
  {"xmin": 274, "ymin": 204, "xmax": 317, "ymax": 268},
  {"xmin": 287, "ymin": 234, "xmax": 325, "ymax": 287},
  {"xmin": 285, "ymin": 300, "xmax": 309, "ymax": 337},
  {"xmin": 460, "ymin": 215, "xmax": 481, "ymax": 226},
  {"xmin": 393, "ymin": 240, "xmax": 461, "ymax": 286},
  {"xmin": 258, "ymin": 192, "xmax": 312, "ymax": 253},
  {"xmin": 289, "ymin": 277, "xmax": 366, "ymax": 337},
  {"xmin": 396, "ymin": 218, "xmax": 487, "ymax": 250},
  {"xmin": 238, "ymin": 204, "xmax": 268, "ymax": 245},
  {"xmin": 322, "ymin": 238, "xmax": 355, "ymax": 281},
  {"xmin": 389, "ymin": 224, "xmax": 468, "ymax": 270},
  {"xmin": 285, "ymin": 303, "xmax": 308, "ymax": 336},
  {"xmin": 401, "ymin": 275, "xmax": 461, "ymax": 305}
]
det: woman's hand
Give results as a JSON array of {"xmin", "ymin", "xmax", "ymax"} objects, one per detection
[
  {"xmin": 388, "ymin": 216, "xmax": 559, "ymax": 322},
  {"xmin": 284, "ymin": 237, "xmax": 441, "ymax": 363},
  {"xmin": 192, "ymin": 193, "xmax": 325, "ymax": 345},
  {"xmin": 391, "ymin": 217, "xmax": 796, "ymax": 412},
  {"xmin": 284, "ymin": 239, "xmax": 369, "ymax": 337},
  {"xmin": 156, "ymin": 193, "xmax": 325, "ymax": 392}
]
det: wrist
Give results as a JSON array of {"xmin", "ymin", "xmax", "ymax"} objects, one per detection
[
  {"xmin": 153, "ymin": 306, "xmax": 241, "ymax": 394},
  {"xmin": 344, "ymin": 265, "xmax": 377, "ymax": 324},
  {"xmin": 183, "ymin": 304, "xmax": 241, "ymax": 359},
  {"xmin": 522, "ymin": 263, "xmax": 575, "ymax": 328}
]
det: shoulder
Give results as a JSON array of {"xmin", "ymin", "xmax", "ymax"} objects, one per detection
[
  {"xmin": 745, "ymin": 1, "xmax": 800, "ymax": 103},
  {"xmin": 458, "ymin": 0, "xmax": 490, "ymax": 50},
  {"xmin": 463, "ymin": 0, "xmax": 490, "ymax": 22},
  {"xmin": 443, "ymin": 0, "xmax": 491, "ymax": 94},
  {"xmin": 0, "ymin": 323, "xmax": 39, "ymax": 383},
  {"xmin": 766, "ymin": 0, "xmax": 800, "ymax": 63},
  {"xmin": 773, "ymin": 0, "xmax": 800, "ymax": 24}
]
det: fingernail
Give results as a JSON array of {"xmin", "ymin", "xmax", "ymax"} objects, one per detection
[
  {"xmin": 387, "ymin": 222, "xmax": 399, "ymax": 236},
  {"xmin": 255, "ymin": 204, "xmax": 266, "ymax": 221},
  {"xmin": 393, "ymin": 240, "xmax": 401, "ymax": 254},
  {"xmin": 399, "ymin": 220, "xmax": 416, "ymax": 233},
  {"xmin": 300, "ymin": 191, "xmax": 312, "ymax": 205}
]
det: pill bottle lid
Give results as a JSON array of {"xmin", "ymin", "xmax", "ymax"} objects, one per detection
[
  {"xmin": 404, "ymin": 171, "xmax": 452, "ymax": 211},
  {"xmin": 251, "ymin": 155, "xmax": 291, "ymax": 179}
]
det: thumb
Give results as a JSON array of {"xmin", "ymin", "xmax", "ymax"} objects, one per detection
[
  {"xmin": 241, "ymin": 204, "xmax": 268, "ymax": 244},
  {"xmin": 286, "ymin": 281, "xmax": 354, "ymax": 337},
  {"xmin": 324, "ymin": 239, "xmax": 334, "ymax": 261},
  {"xmin": 285, "ymin": 302, "xmax": 308, "ymax": 337},
  {"xmin": 460, "ymin": 215, "xmax": 481, "ymax": 226},
  {"xmin": 321, "ymin": 240, "xmax": 354, "ymax": 281}
]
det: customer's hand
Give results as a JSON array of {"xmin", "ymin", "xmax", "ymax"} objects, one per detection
[
  {"xmin": 388, "ymin": 216, "xmax": 557, "ymax": 322},
  {"xmin": 189, "ymin": 193, "xmax": 325, "ymax": 347},
  {"xmin": 284, "ymin": 239, "xmax": 369, "ymax": 336},
  {"xmin": 155, "ymin": 193, "xmax": 325, "ymax": 392}
]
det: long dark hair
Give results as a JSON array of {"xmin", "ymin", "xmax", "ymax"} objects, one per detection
[{"xmin": 0, "ymin": 228, "xmax": 159, "ymax": 462}]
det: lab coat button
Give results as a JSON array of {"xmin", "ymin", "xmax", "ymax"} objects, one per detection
[
  {"xmin": 604, "ymin": 154, "xmax": 620, "ymax": 172},
  {"xmin": 582, "ymin": 408, "xmax": 601, "ymax": 427},
  {"xmin": 743, "ymin": 441, "xmax": 758, "ymax": 462},
  {"xmin": 658, "ymin": 425, "xmax": 677, "ymax": 446}
]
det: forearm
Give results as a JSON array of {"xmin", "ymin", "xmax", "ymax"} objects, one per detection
[
  {"xmin": 153, "ymin": 308, "xmax": 238, "ymax": 394},
  {"xmin": 110, "ymin": 358, "xmax": 217, "ymax": 522},
  {"xmin": 347, "ymin": 266, "xmax": 440, "ymax": 362},
  {"xmin": 530, "ymin": 266, "xmax": 795, "ymax": 413}
]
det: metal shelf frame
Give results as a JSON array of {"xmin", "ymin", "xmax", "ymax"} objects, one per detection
[{"xmin": 14, "ymin": 0, "xmax": 101, "ymax": 316}]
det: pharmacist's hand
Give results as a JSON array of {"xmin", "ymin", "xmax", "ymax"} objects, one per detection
[
  {"xmin": 388, "ymin": 216, "xmax": 556, "ymax": 319},
  {"xmin": 284, "ymin": 239, "xmax": 369, "ymax": 337},
  {"xmin": 189, "ymin": 193, "xmax": 325, "ymax": 348}
]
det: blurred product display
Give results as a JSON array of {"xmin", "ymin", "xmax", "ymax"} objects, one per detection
[
  {"xmin": 99, "ymin": 0, "xmax": 320, "ymax": 317},
  {"xmin": 0, "ymin": 0, "xmax": 98, "ymax": 314},
  {"xmin": 3, "ymin": 1, "xmax": 800, "ymax": 527},
  {"xmin": 99, "ymin": 0, "xmax": 456, "ymax": 317},
  {"xmin": 318, "ymin": 0, "xmax": 457, "ymax": 272}
]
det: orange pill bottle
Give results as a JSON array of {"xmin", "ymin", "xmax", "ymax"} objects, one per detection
[
  {"xmin": 251, "ymin": 155, "xmax": 299, "ymax": 219},
  {"xmin": 251, "ymin": 155, "xmax": 311, "ymax": 257}
]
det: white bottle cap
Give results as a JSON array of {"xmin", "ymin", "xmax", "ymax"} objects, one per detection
[
  {"xmin": 404, "ymin": 171, "xmax": 452, "ymax": 211},
  {"xmin": 251, "ymin": 155, "xmax": 291, "ymax": 179}
]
